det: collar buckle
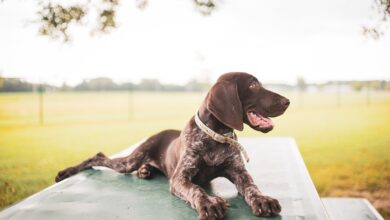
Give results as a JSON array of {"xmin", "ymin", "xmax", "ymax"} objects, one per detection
[
  {"xmin": 215, "ymin": 135, "xmax": 226, "ymax": 143},
  {"xmin": 194, "ymin": 112, "xmax": 249, "ymax": 163}
]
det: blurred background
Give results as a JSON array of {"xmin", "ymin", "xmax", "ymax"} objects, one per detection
[{"xmin": 0, "ymin": 0, "xmax": 389, "ymax": 218}]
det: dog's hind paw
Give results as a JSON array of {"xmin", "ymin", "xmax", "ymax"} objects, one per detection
[
  {"xmin": 137, "ymin": 164, "xmax": 153, "ymax": 179},
  {"xmin": 55, "ymin": 167, "xmax": 77, "ymax": 182}
]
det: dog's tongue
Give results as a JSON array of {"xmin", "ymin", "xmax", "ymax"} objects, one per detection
[{"xmin": 248, "ymin": 112, "xmax": 273, "ymax": 128}]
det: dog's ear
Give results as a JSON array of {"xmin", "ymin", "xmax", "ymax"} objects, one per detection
[{"xmin": 206, "ymin": 80, "xmax": 244, "ymax": 131}]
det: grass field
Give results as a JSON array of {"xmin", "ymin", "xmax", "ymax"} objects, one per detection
[{"xmin": 0, "ymin": 91, "xmax": 389, "ymax": 218}]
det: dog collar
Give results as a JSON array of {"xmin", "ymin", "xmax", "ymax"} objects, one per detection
[{"xmin": 194, "ymin": 113, "xmax": 250, "ymax": 163}]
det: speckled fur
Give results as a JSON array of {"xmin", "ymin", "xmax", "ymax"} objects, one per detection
[{"xmin": 55, "ymin": 72, "xmax": 289, "ymax": 220}]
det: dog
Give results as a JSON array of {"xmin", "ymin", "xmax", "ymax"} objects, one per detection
[{"xmin": 55, "ymin": 72, "xmax": 290, "ymax": 220}]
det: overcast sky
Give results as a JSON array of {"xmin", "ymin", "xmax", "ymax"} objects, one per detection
[{"xmin": 0, "ymin": 0, "xmax": 389, "ymax": 86}]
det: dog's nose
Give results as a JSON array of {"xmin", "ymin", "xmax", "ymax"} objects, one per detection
[{"xmin": 281, "ymin": 98, "xmax": 290, "ymax": 107}]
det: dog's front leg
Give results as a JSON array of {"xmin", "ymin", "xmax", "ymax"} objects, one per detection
[
  {"xmin": 225, "ymin": 165, "xmax": 281, "ymax": 217},
  {"xmin": 169, "ymin": 156, "xmax": 228, "ymax": 219}
]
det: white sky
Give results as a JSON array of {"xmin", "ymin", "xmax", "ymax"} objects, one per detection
[{"xmin": 0, "ymin": 0, "xmax": 389, "ymax": 86}]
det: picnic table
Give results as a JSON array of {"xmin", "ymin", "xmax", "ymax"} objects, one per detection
[{"xmin": 0, "ymin": 138, "xmax": 383, "ymax": 220}]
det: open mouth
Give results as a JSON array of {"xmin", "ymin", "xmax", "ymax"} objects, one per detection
[{"xmin": 247, "ymin": 111, "xmax": 274, "ymax": 130}]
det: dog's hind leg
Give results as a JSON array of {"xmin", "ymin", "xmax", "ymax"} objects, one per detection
[
  {"xmin": 55, "ymin": 129, "xmax": 180, "ymax": 182},
  {"xmin": 55, "ymin": 150, "xmax": 146, "ymax": 182}
]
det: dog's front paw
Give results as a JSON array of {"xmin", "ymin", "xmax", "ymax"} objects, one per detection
[
  {"xmin": 195, "ymin": 195, "xmax": 229, "ymax": 220},
  {"xmin": 55, "ymin": 167, "xmax": 77, "ymax": 182},
  {"xmin": 249, "ymin": 195, "xmax": 281, "ymax": 217}
]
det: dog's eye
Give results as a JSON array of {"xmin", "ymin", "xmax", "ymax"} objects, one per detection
[{"xmin": 249, "ymin": 82, "xmax": 257, "ymax": 89}]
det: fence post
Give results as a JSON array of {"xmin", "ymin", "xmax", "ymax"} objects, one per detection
[
  {"xmin": 38, "ymin": 83, "xmax": 44, "ymax": 126},
  {"xmin": 336, "ymin": 81, "xmax": 341, "ymax": 108},
  {"xmin": 366, "ymin": 81, "xmax": 371, "ymax": 106},
  {"xmin": 128, "ymin": 84, "xmax": 133, "ymax": 121}
]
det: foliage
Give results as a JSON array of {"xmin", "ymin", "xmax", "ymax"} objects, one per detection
[
  {"xmin": 0, "ymin": 78, "xmax": 33, "ymax": 92},
  {"xmin": 137, "ymin": 79, "xmax": 163, "ymax": 91},
  {"xmin": 35, "ymin": 0, "xmax": 216, "ymax": 42},
  {"xmin": 34, "ymin": 0, "xmax": 390, "ymax": 41},
  {"xmin": 193, "ymin": 0, "xmax": 216, "ymax": 15},
  {"xmin": 1, "ymin": 77, "xmax": 390, "ymax": 93},
  {"xmin": 351, "ymin": 81, "xmax": 364, "ymax": 91},
  {"xmin": 1, "ymin": 0, "xmax": 389, "ymax": 40},
  {"xmin": 0, "ymin": 77, "xmax": 211, "ymax": 92},
  {"xmin": 74, "ymin": 77, "xmax": 118, "ymax": 91},
  {"xmin": 363, "ymin": 0, "xmax": 390, "ymax": 39},
  {"xmin": 37, "ymin": 1, "xmax": 85, "ymax": 42}
]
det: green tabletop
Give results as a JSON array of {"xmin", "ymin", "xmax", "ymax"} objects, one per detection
[
  {"xmin": 0, "ymin": 137, "xmax": 329, "ymax": 220},
  {"xmin": 321, "ymin": 198, "xmax": 384, "ymax": 220}
]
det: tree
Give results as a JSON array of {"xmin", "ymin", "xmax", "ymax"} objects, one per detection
[
  {"xmin": 351, "ymin": 81, "xmax": 364, "ymax": 91},
  {"xmin": 296, "ymin": 76, "xmax": 307, "ymax": 92},
  {"xmin": 363, "ymin": 0, "xmax": 390, "ymax": 39},
  {"xmin": 137, "ymin": 79, "xmax": 162, "ymax": 91},
  {"xmin": 32, "ymin": 0, "xmax": 389, "ymax": 42},
  {"xmin": 185, "ymin": 79, "xmax": 210, "ymax": 91},
  {"xmin": 0, "ymin": 70, "xmax": 3, "ymax": 89},
  {"xmin": 0, "ymin": 78, "xmax": 33, "ymax": 92},
  {"xmin": 60, "ymin": 82, "xmax": 71, "ymax": 91},
  {"xmin": 74, "ymin": 77, "xmax": 118, "ymax": 91},
  {"xmin": 35, "ymin": 0, "xmax": 216, "ymax": 42}
]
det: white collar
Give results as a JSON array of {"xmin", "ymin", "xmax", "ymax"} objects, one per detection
[{"xmin": 194, "ymin": 113, "xmax": 249, "ymax": 163}]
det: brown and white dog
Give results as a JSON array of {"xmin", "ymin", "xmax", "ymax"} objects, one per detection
[{"xmin": 55, "ymin": 72, "xmax": 290, "ymax": 220}]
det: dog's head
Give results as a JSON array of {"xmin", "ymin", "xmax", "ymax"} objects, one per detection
[{"xmin": 204, "ymin": 72, "xmax": 289, "ymax": 133}]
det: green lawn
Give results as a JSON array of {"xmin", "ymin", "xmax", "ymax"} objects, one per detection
[{"xmin": 0, "ymin": 91, "xmax": 389, "ymax": 218}]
